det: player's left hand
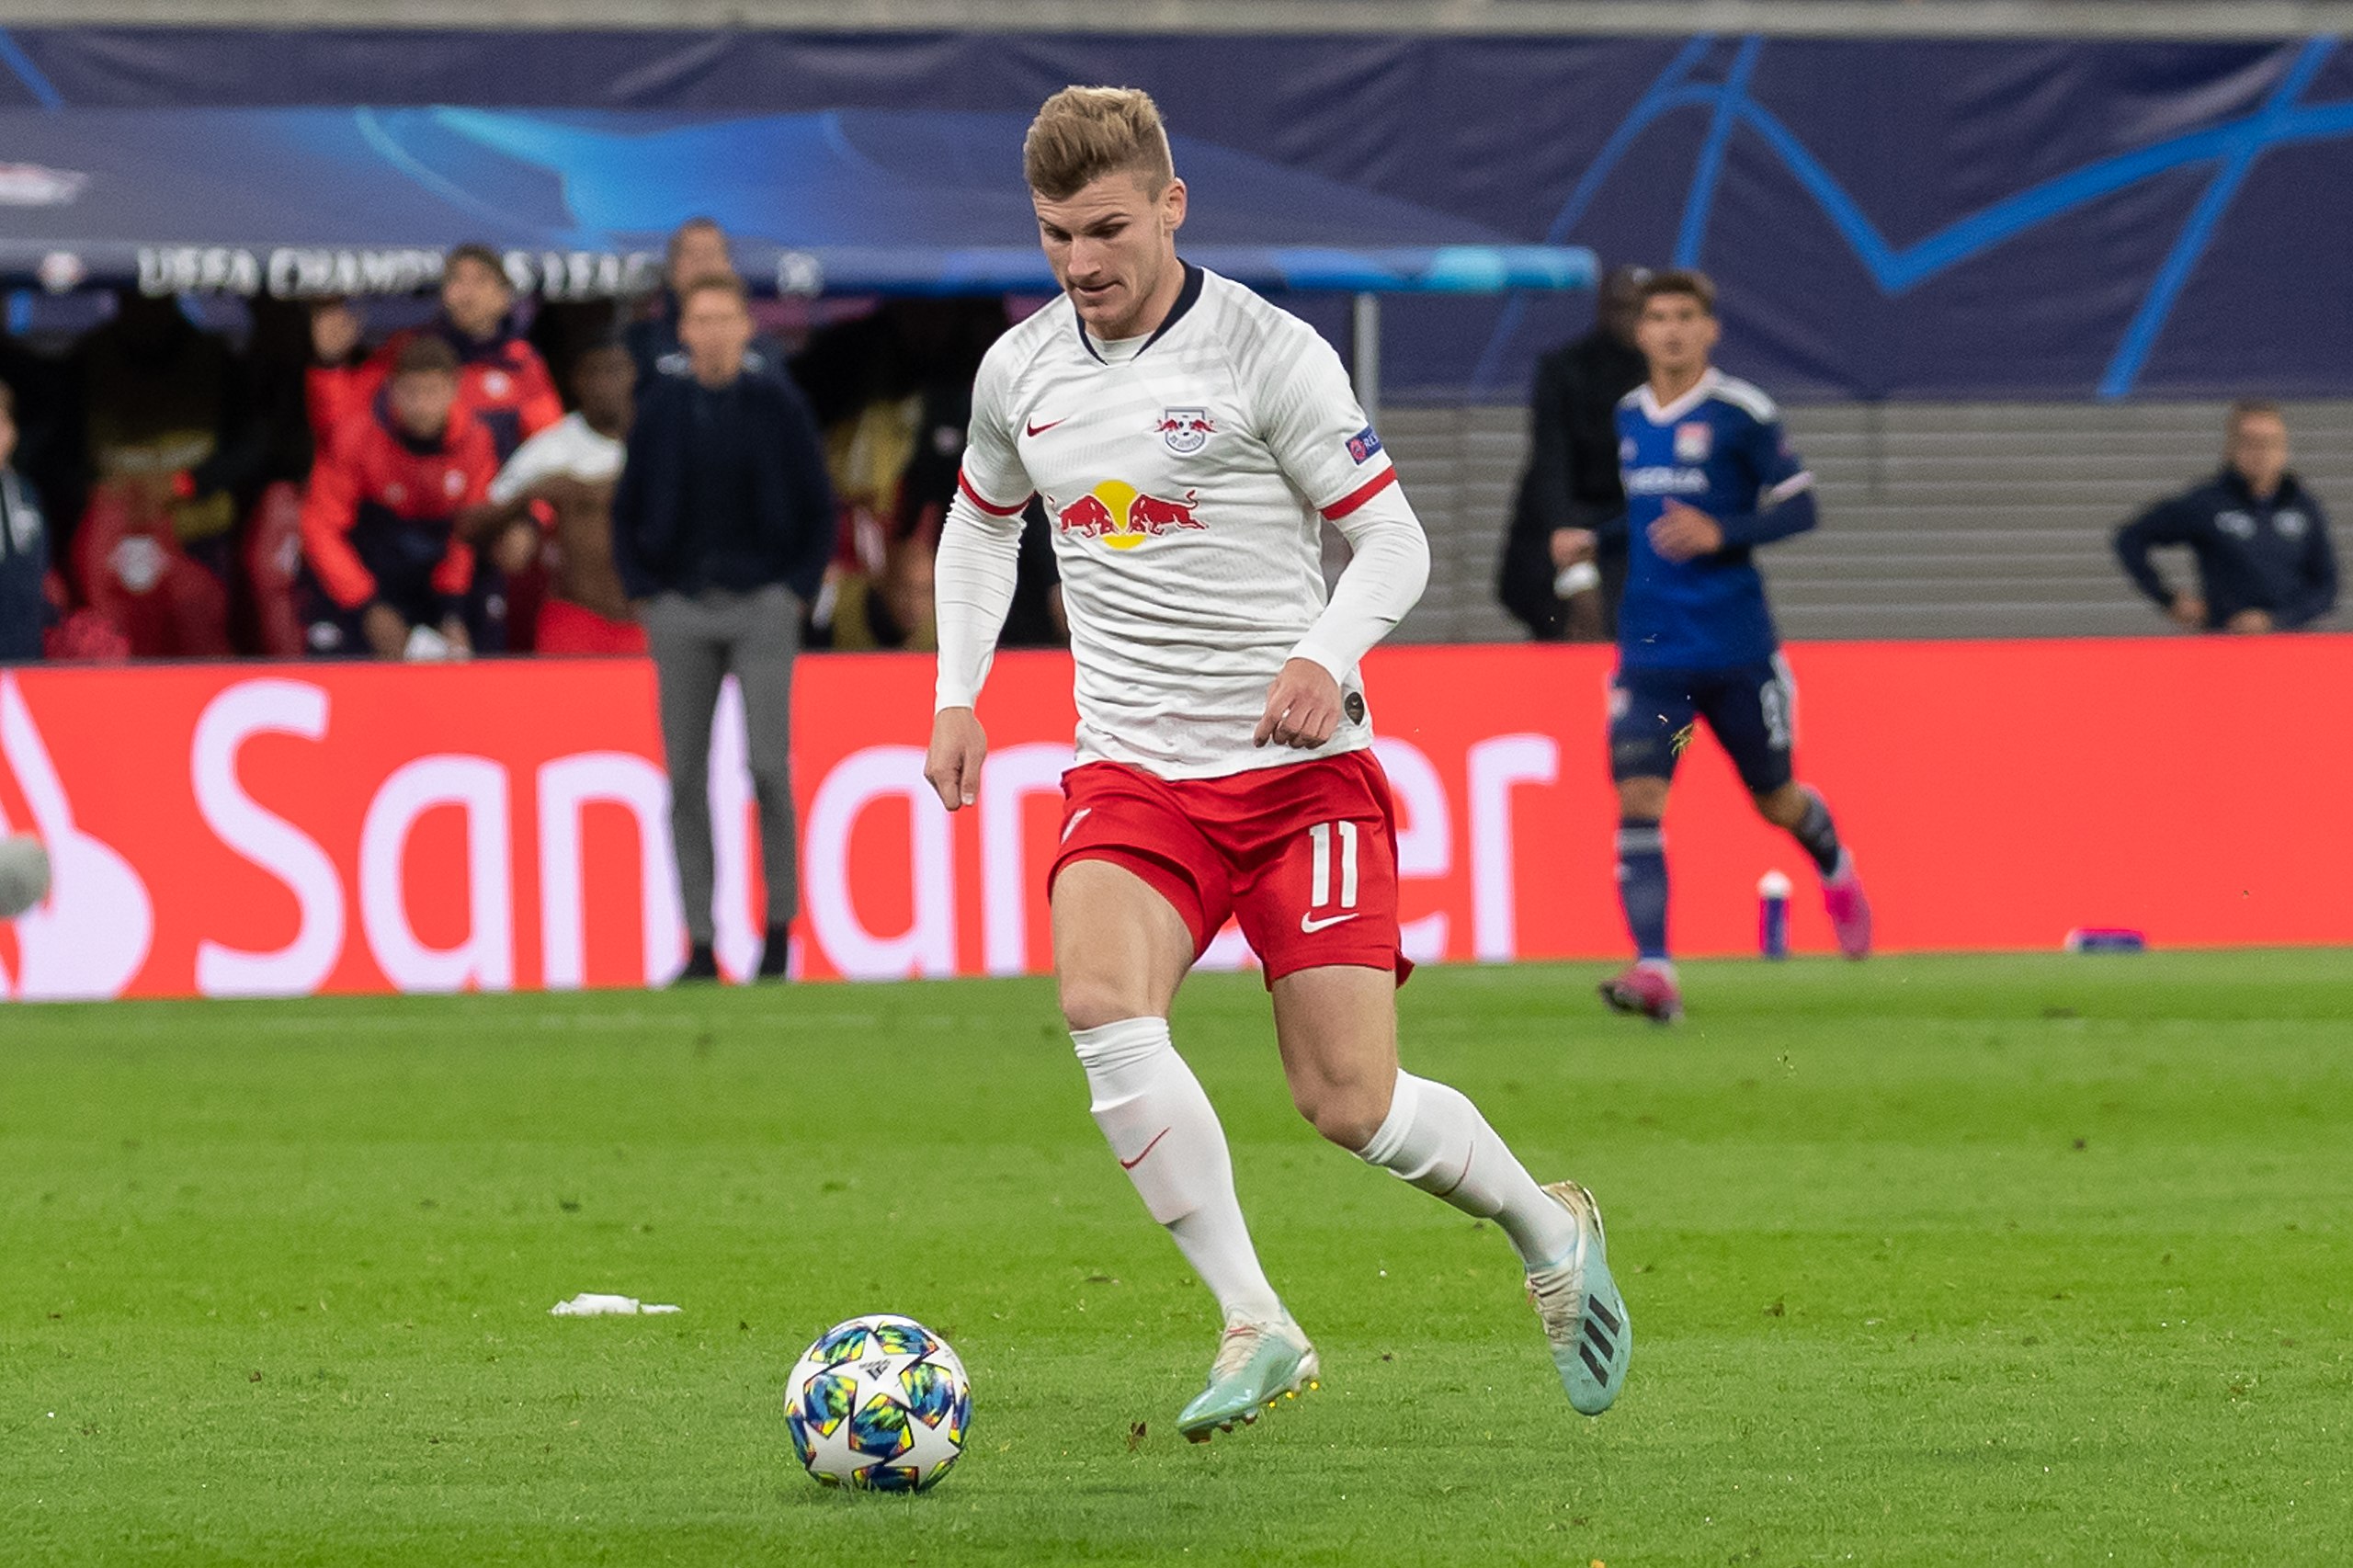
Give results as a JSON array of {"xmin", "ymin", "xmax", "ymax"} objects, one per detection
[
  {"xmin": 1254, "ymin": 658, "xmax": 1343, "ymax": 750},
  {"xmin": 1649, "ymin": 501, "xmax": 1725, "ymax": 561},
  {"xmin": 2226, "ymin": 608, "xmax": 2274, "ymax": 634}
]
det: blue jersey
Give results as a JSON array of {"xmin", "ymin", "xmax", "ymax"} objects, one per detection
[{"xmin": 1613, "ymin": 369, "xmax": 1815, "ymax": 670}]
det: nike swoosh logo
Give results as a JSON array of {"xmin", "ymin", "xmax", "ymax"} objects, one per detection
[
  {"xmin": 1026, "ymin": 417, "xmax": 1067, "ymax": 437},
  {"xmin": 1300, "ymin": 911, "xmax": 1360, "ymax": 934},
  {"xmin": 1061, "ymin": 808, "xmax": 1092, "ymax": 845},
  {"xmin": 1119, "ymin": 1127, "xmax": 1171, "ymax": 1170}
]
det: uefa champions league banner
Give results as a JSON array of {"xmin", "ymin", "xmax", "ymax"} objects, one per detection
[
  {"xmin": 1, "ymin": 640, "xmax": 2347, "ymax": 1003},
  {"xmin": 7, "ymin": 29, "xmax": 2353, "ymax": 399}
]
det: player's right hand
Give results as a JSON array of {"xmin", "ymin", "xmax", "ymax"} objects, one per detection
[
  {"xmin": 2167, "ymin": 594, "xmax": 2208, "ymax": 631},
  {"xmin": 926, "ymin": 707, "xmax": 988, "ymax": 811}
]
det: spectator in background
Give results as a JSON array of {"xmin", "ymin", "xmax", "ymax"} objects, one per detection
[
  {"xmin": 307, "ymin": 246, "xmax": 563, "ymax": 462},
  {"xmin": 297, "ymin": 336, "xmax": 496, "ymax": 660},
  {"xmin": 628, "ymin": 218, "xmax": 736, "ymax": 385},
  {"xmin": 793, "ymin": 297, "xmax": 1016, "ymax": 650},
  {"xmin": 614, "ymin": 274, "xmax": 835, "ymax": 984},
  {"xmin": 71, "ymin": 288, "xmax": 270, "ymax": 576},
  {"xmin": 1498, "ymin": 263, "xmax": 1651, "ymax": 642},
  {"xmin": 0, "ymin": 332, "xmax": 76, "ymax": 549},
  {"xmin": 0, "ymin": 383, "xmax": 51, "ymax": 662},
  {"xmin": 308, "ymin": 247, "xmax": 564, "ymax": 651},
  {"xmin": 305, "ymin": 296, "xmax": 373, "ymax": 446},
  {"xmin": 463, "ymin": 341, "xmax": 642, "ymax": 656},
  {"xmin": 2114, "ymin": 401, "xmax": 2338, "ymax": 634},
  {"xmin": 899, "ymin": 373, "xmax": 1064, "ymax": 649}
]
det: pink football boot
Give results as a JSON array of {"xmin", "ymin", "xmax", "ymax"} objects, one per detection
[
  {"xmin": 1598, "ymin": 962, "xmax": 1683, "ymax": 1023},
  {"xmin": 1822, "ymin": 848, "xmax": 1873, "ymax": 960}
]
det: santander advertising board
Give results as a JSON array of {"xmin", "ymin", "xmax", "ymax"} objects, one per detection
[{"xmin": 1, "ymin": 640, "xmax": 2344, "ymax": 1001}]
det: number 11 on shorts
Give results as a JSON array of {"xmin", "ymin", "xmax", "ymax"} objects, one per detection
[{"xmin": 1304, "ymin": 821, "xmax": 1360, "ymax": 931}]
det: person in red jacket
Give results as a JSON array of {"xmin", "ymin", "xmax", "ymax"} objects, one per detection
[
  {"xmin": 298, "ymin": 336, "xmax": 496, "ymax": 659},
  {"xmin": 306, "ymin": 244, "xmax": 563, "ymax": 464},
  {"xmin": 307, "ymin": 244, "xmax": 563, "ymax": 652}
]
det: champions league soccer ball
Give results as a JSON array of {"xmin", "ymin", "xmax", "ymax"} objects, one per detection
[
  {"xmin": 0, "ymin": 835, "xmax": 51, "ymax": 921},
  {"xmin": 784, "ymin": 1314, "xmax": 970, "ymax": 1492}
]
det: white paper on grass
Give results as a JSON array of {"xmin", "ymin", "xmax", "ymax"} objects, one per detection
[{"xmin": 549, "ymin": 1292, "xmax": 681, "ymax": 1316}]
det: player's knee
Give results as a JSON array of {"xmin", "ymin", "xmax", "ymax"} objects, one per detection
[
  {"xmin": 1290, "ymin": 1077, "xmax": 1387, "ymax": 1152},
  {"xmin": 1057, "ymin": 974, "xmax": 1149, "ymax": 1033},
  {"xmin": 1752, "ymin": 781, "xmax": 1805, "ymax": 825},
  {"xmin": 1617, "ymin": 777, "xmax": 1670, "ymax": 820}
]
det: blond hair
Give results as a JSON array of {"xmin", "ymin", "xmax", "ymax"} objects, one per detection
[{"xmin": 1023, "ymin": 85, "xmax": 1175, "ymax": 199}]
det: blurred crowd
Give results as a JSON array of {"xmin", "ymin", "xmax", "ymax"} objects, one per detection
[{"xmin": 0, "ymin": 218, "xmax": 1067, "ymax": 665}]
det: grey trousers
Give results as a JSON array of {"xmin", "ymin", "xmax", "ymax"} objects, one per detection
[{"xmin": 642, "ymin": 585, "xmax": 801, "ymax": 944}]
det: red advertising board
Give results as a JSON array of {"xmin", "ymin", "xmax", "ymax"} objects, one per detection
[{"xmin": 1, "ymin": 638, "xmax": 2347, "ymax": 1001}]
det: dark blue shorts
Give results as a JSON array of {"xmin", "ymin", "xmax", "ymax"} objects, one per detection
[
  {"xmin": 1608, "ymin": 657, "xmax": 1796, "ymax": 793},
  {"xmin": 294, "ymin": 569, "xmax": 451, "ymax": 658}
]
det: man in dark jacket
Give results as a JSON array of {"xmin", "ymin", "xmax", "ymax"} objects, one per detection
[
  {"xmin": 624, "ymin": 219, "xmax": 787, "ymax": 387},
  {"xmin": 615, "ymin": 272, "xmax": 836, "ymax": 985},
  {"xmin": 2114, "ymin": 402, "xmax": 2337, "ymax": 633},
  {"xmin": 1497, "ymin": 264, "xmax": 1651, "ymax": 640},
  {"xmin": 0, "ymin": 382, "xmax": 51, "ymax": 663}
]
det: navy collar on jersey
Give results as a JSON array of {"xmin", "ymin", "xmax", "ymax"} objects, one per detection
[{"xmin": 1074, "ymin": 260, "xmax": 1204, "ymax": 365}]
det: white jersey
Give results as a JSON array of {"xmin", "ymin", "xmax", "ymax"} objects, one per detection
[
  {"xmin": 938, "ymin": 266, "xmax": 1427, "ymax": 780},
  {"xmin": 487, "ymin": 412, "xmax": 623, "ymax": 506}
]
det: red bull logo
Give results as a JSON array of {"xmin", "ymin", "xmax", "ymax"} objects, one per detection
[{"xmin": 1053, "ymin": 481, "xmax": 1208, "ymax": 551}]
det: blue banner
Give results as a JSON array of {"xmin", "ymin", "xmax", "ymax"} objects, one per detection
[
  {"xmin": 0, "ymin": 106, "xmax": 1593, "ymax": 301},
  {"xmin": 0, "ymin": 28, "xmax": 2347, "ymax": 403}
]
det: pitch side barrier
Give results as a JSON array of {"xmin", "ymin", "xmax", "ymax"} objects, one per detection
[{"xmin": 1, "ymin": 638, "xmax": 2345, "ymax": 1000}]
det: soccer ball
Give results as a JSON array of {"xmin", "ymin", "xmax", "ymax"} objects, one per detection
[
  {"xmin": 0, "ymin": 835, "xmax": 51, "ymax": 921},
  {"xmin": 784, "ymin": 1313, "xmax": 970, "ymax": 1492}
]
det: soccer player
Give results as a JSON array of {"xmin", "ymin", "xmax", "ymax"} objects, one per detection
[
  {"xmin": 1555, "ymin": 270, "xmax": 1871, "ymax": 1024},
  {"xmin": 464, "ymin": 342, "xmax": 644, "ymax": 656},
  {"xmin": 925, "ymin": 87, "xmax": 1631, "ymax": 1437}
]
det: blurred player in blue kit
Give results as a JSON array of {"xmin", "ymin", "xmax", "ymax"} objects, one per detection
[{"xmin": 1553, "ymin": 271, "xmax": 1872, "ymax": 1022}]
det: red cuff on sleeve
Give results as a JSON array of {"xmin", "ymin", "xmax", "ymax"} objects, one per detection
[
  {"xmin": 1320, "ymin": 466, "xmax": 1398, "ymax": 520},
  {"xmin": 958, "ymin": 471, "xmax": 1032, "ymax": 517}
]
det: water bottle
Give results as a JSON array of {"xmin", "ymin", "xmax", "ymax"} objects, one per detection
[
  {"xmin": 1757, "ymin": 869, "xmax": 1791, "ymax": 960},
  {"xmin": 2064, "ymin": 926, "xmax": 2147, "ymax": 953}
]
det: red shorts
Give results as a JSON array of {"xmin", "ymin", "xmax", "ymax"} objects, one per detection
[
  {"xmin": 1050, "ymin": 750, "xmax": 1413, "ymax": 987},
  {"xmin": 535, "ymin": 597, "xmax": 648, "ymax": 656}
]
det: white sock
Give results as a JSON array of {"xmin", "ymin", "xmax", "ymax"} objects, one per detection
[
  {"xmin": 1073, "ymin": 1017, "xmax": 1284, "ymax": 1324},
  {"xmin": 1357, "ymin": 1072, "xmax": 1582, "ymax": 1270}
]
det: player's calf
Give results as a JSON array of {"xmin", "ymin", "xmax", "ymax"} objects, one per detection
[{"xmin": 1759, "ymin": 783, "xmax": 1870, "ymax": 959}]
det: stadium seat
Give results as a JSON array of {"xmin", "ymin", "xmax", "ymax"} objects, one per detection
[
  {"xmin": 36, "ymin": 567, "xmax": 129, "ymax": 662},
  {"xmin": 68, "ymin": 482, "xmax": 234, "ymax": 659},
  {"xmin": 244, "ymin": 481, "xmax": 309, "ymax": 659}
]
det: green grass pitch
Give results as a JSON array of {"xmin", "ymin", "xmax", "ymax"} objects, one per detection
[{"xmin": 4, "ymin": 951, "xmax": 2348, "ymax": 1566}]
